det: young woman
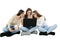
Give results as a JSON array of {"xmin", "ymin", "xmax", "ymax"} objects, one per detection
[
  {"xmin": 24, "ymin": 8, "xmax": 33, "ymax": 19},
  {"xmin": 20, "ymin": 8, "xmax": 37, "ymax": 36},
  {"xmin": 0, "ymin": 10, "xmax": 24, "ymax": 37},
  {"xmin": 33, "ymin": 10, "xmax": 57, "ymax": 35}
]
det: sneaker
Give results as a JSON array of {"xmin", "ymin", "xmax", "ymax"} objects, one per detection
[
  {"xmin": 21, "ymin": 32, "xmax": 31, "ymax": 36},
  {"xmin": 39, "ymin": 32, "xmax": 48, "ymax": 36},
  {"xmin": 22, "ymin": 30, "xmax": 27, "ymax": 32},
  {"xmin": 48, "ymin": 32, "xmax": 55, "ymax": 35},
  {"xmin": 31, "ymin": 31, "xmax": 38, "ymax": 34},
  {"xmin": 6, "ymin": 32, "xmax": 13, "ymax": 37},
  {"xmin": 15, "ymin": 31, "xmax": 20, "ymax": 34},
  {"xmin": 0, "ymin": 32, "xmax": 6, "ymax": 37}
]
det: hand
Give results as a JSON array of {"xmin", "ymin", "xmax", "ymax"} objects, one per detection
[
  {"xmin": 14, "ymin": 25, "xmax": 19, "ymax": 32},
  {"xmin": 9, "ymin": 28, "xmax": 14, "ymax": 32}
]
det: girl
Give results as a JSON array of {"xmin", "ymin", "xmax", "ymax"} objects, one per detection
[
  {"xmin": 21, "ymin": 8, "xmax": 37, "ymax": 36},
  {"xmin": 0, "ymin": 10, "xmax": 24, "ymax": 37},
  {"xmin": 33, "ymin": 10, "xmax": 57, "ymax": 35}
]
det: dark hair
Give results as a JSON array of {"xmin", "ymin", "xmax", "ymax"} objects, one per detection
[
  {"xmin": 24, "ymin": 8, "xmax": 32, "ymax": 18},
  {"xmin": 33, "ymin": 10, "xmax": 42, "ymax": 17},
  {"xmin": 17, "ymin": 9, "xmax": 24, "ymax": 16}
]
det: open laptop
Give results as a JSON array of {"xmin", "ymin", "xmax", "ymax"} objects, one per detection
[{"xmin": 23, "ymin": 18, "xmax": 37, "ymax": 29}]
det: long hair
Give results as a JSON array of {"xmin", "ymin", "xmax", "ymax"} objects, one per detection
[
  {"xmin": 24, "ymin": 8, "xmax": 32, "ymax": 18},
  {"xmin": 33, "ymin": 10, "xmax": 42, "ymax": 18}
]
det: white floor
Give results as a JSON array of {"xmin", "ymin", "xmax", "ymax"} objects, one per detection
[{"xmin": 0, "ymin": 32, "xmax": 59, "ymax": 40}]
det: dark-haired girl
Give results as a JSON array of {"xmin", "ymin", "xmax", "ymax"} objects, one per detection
[{"xmin": 0, "ymin": 10, "xmax": 24, "ymax": 37}]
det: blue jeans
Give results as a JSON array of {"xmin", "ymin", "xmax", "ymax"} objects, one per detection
[
  {"xmin": 38, "ymin": 23, "xmax": 57, "ymax": 33},
  {"xmin": 3, "ymin": 25, "xmax": 20, "ymax": 34},
  {"xmin": 20, "ymin": 26, "xmax": 37, "ymax": 32}
]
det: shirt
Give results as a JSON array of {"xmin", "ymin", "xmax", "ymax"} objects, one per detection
[{"xmin": 37, "ymin": 16, "xmax": 45, "ymax": 27}]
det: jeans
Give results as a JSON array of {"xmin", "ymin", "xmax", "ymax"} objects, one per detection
[
  {"xmin": 38, "ymin": 23, "xmax": 57, "ymax": 33},
  {"xmin": 3, "ymin": 25, "xmax": 20, "ymax": 34},
  {"xmin": 20, "ymin": 26, "xmax": 37, "ymax": 32}
]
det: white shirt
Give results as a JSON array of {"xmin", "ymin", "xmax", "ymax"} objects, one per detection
[{"xmin": 37, "ymin": 16, "xmax": 45, "ymax": 27}]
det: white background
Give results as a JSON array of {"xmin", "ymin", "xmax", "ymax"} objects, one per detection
[{"xmin": 0, "ymin": 0, "xmax": 60, "ymax": 40}]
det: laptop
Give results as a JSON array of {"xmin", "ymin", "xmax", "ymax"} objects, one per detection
[{"xmin": 23, "ymin": 18, "xmax": 37, "ymax": 29}]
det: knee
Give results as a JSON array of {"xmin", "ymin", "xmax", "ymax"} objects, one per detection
[
  {"xmin": 51, "ymin": 24, "xmax": 57, "ymax": 29},
  {"xmin": 53, "ymin": 24, "xmax": 57, "ymax": 28},
  {"xmin": 3, "ymin": 27, "xmax": 8, "ymax": 32}
]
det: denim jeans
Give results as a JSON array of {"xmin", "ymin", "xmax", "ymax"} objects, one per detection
[
  {"xmin": 38, "ymin": 23, "xmax": 57, "ymax": 33},
  {"xmin": 20, "ymin": 26, "xmax": 37, "ymax": 32},
  {"xmin": 3, "ymin": 25, "xmax": 20, "ymax": 34}
]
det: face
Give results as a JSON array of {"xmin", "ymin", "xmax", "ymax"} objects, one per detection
[
  {"xmin": 20, "ymin": 12, "xmax": 24, "ymax": 17},
  {"xmin": 27, "ymin": 10, "xmax": 32, "ymax": 16},
  {"xmin": 33, "ymin": 13, "xmax": 37, "ymax": 18}
]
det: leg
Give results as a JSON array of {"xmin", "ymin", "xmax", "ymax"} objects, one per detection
[
  {"xmin": 46, "ymin": 24, "xmax": 57, "ymax": 35},
  {"xmin": 0, "ymin": 32, "xmax": 6, "ymax": 37},
  {"xmin": 5, "ymin": 31, "xmax": 13, "ymax": 37},
  {"xmin": 28, "ymin": 27, "xmax": 38, "ymax": 34},
  {"xmin": 38, "ymin": 27, "xmax": 47, "ymax": 32},
  {"xmin": 20, "ymin": 27, "xmax": 29, "ymax": 32},
  {"xmin": 20, "ymin": 27, "xmax": 29, "ymax": 36},
  {"xmin": 11, "ymin": 27, "xmax": 20, "ymax": 34},
  {"xmin": 3, "ymin": 25, "xmax": 9, "ymax": 32},
  {"xmin": 3, "ymin": 26, "xmax": 20, "ymax": 37},
  {"xmin": 0, "ymin": 25, "xmax": 12, "ymax": 37},
  {"xmin": 0, "ymin": 31, "xmax": 13, "ymax": 37},
  {"xmin": 6, "ymin": 31, "xmax": 20, "ymax": 37},
  {"xmin": 29, "ymin": 27, "xmax": 37, "ymax": 32},
  {"xmin": 38, "ymin": 25, "xmax": 48, "ymax": 35},
  {"xmin": 47, "ymin": 24, "xmax": 57, "ymax": 33},
  {"xmin": 38, "ymin": 22, "xmax": 49, "ymax": 32},
  {"xmin": 42, "ymin": 22, "xmax": 49, "ymax": 30}
]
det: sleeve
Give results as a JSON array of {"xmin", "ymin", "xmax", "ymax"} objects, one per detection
[
  {"xmin": 7, "ymin": 15, "xmax": 16, "ymax": 28},
  {"xmin": 19, "ymin": 19, "xmax": 23, "ymax": 28},
  {"xmin": 37, "ymin": 16, "xmax": 45, "ymax": 27}
]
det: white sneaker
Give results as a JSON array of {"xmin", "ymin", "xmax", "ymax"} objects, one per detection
[{"xmin": 21, "ymin": 32, "xmax": 31, "ymax": 36}]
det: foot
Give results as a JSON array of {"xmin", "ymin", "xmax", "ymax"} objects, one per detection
[
  {"xmin": 6, "ymin": 34, "xmax": 13, "ymax": 37},
  {"xmin": 15, "ymin": 31, "xmax": 20, "ymax": 34},
  {"xmin": 6, "ymin": 32, "xmax": 13, "ymax": 37},
  {"xmin": 39, "ymin": 32, "xmax": 48, "ymax": 36},
  {"xmin": 0, "ymin": 32, "xmax": 6, "ymax": 37},
  {"xmin": 31, "ymin": 31, "xmax": 38, "ymax": 34},
  {"xmin": 21, "ymin": 32, "xmax": 31, "ymax": 36},
  {"xmin": 22, "ymin": 30, "xmax": 27, "ymax": 32},
  {"xmin": 0, "ymin": 34, "xmax": 4, "ymax": 37},
  {"xmin": 48, "ymin": 32, "xmax": 55, "ymax": 35}
]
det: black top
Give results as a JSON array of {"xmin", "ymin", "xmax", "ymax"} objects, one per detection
[{"xmin": 23, "ymin": 18, "xmax": 37, "ymax": 29}]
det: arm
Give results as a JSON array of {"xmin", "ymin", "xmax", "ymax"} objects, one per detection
[
  {"xmin": 19, "ymin": 18, "xmax": 23, "ymax": 28},
  {"xmin": 8, "ymin": 27, "xmax": 14, "ymax": 32},
  {"xmin": 37, "ymin": 16, "xmax": 45, "ymax": 27},
  {"xmin": 14, "ymin": 25, "xmax": 19, "ymax": 32},
  {"xmin": 7, "ymin": 16, "xmax": 15, "ymax": 32}
]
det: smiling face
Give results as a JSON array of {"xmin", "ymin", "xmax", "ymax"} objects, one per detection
[{"xmin": 27, "ymin": 10, "xmax": 32, "ymax": 16}]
